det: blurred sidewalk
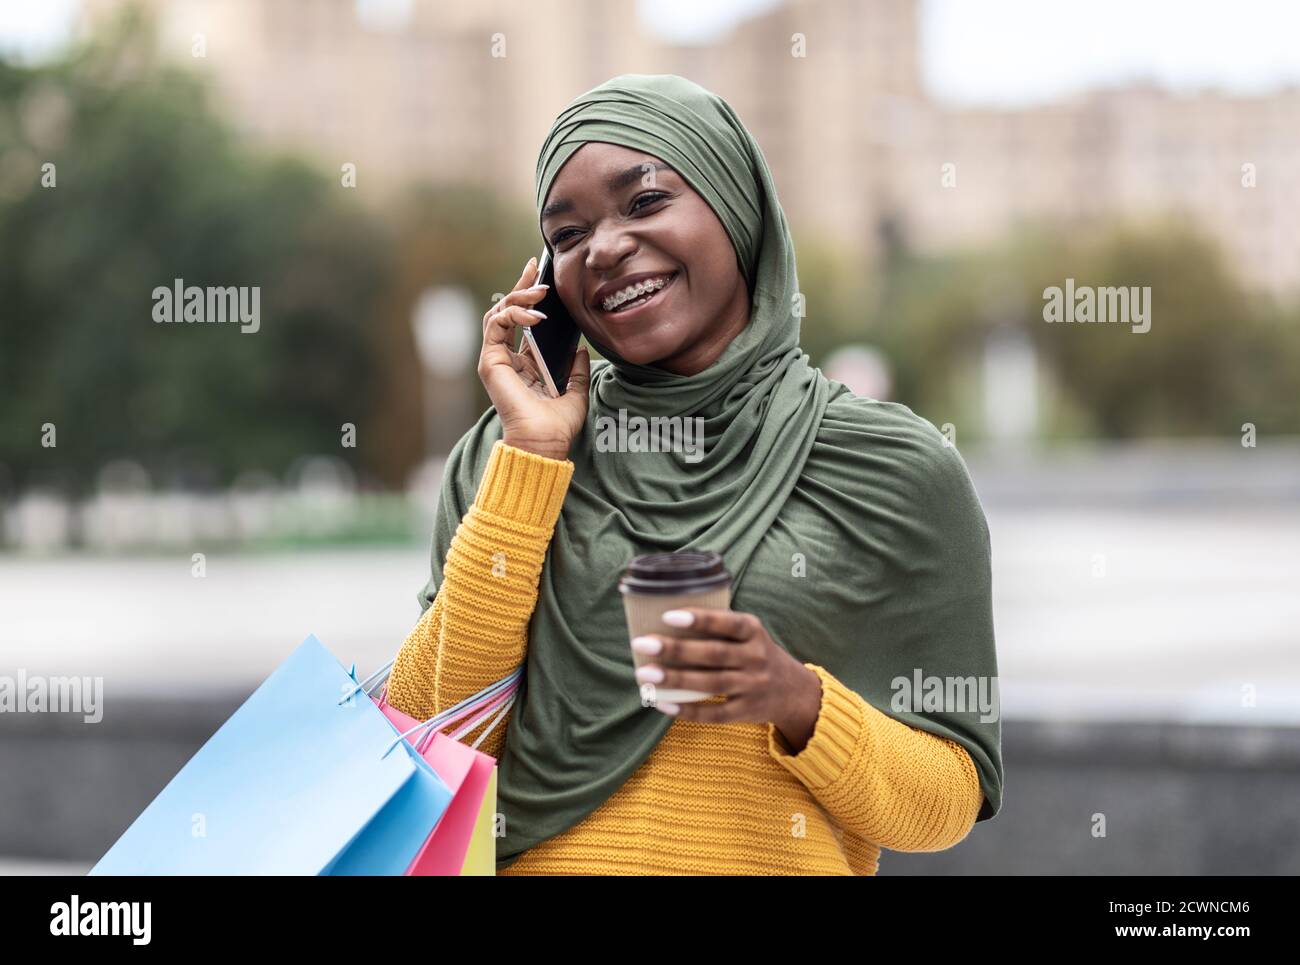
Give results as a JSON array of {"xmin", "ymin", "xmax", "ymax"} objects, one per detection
[
  {"xmin": 2, "ymin": 503, "xmax": 1297, "ymax": 723},
  {"xmin": 0, "ymin": 858, "xmax": 89, "ymax": 875}
]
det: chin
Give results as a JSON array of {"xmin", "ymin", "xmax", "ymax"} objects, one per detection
[
  {"xmin": 617, "ymin": 347, "xmax": 664, "ymax": 366},
  {"xmin": 603, "ymin": 335, "xmax": 674, "ymax": 366}
]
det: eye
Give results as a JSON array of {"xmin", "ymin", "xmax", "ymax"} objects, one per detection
[
  {"xmin": 550, "ymin": 192, "xmax": 669, "ymax": 247},
  {"xmin": 631, "ymin": 191, "xmax": 668, "ymax": 212}
]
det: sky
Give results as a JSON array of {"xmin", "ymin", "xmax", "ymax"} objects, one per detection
[
  {"xmin": 917, "ymin": 0, "xmax": 1300, "ymax": 105},
  {"xmin": 2, "ymin": 0, "xmax": 1299, "ymax": 107}
]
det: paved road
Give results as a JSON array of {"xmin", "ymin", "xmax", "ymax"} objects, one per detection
[{"xmin": 2, "ymin": 505, "xmax": 1298, "ymax": 723}]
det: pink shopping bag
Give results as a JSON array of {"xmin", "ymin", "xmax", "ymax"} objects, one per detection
[{"xmin": 373, "ymin": 671, "xmax": 517, "ymax": 876}]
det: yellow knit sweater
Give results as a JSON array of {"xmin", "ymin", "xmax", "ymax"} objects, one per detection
[{"xmin": 387, "ymin": 440, "xmax": 985, "ymax": 875}]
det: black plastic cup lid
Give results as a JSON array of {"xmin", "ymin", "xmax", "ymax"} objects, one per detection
[{"xmin": 618, "ymin": 551, "xmax": 731, "ymax": 595}]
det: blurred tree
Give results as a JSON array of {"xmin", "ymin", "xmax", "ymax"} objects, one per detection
[
  {"xmin": 0, "ymin": 6, "xmax": 392, "ymax": 495},
  {"xmin": 366, "ymin": 179, "xmax": 538, "ymax": 481},
  {"xmin": 861, "ymin": 219, "xmax": 1300, "ymax": 441}
]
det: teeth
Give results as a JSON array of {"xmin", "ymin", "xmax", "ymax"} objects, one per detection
[{"xmin": 602, "ymin": 274, "xmax": 671, "ymax": 311}]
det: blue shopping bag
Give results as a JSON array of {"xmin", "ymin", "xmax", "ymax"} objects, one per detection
[{"xmin": 90, "ymin": 635, "xmax": 452, "ymax": 875}]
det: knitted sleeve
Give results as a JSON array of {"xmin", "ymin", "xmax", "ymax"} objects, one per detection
[
  {"xmin": 384, "ymin": 440, "xmax": 574, "ymax": 759},
  {"xmin": 766, "ymin": 663, "xmax": 985, "ymax": 852}
]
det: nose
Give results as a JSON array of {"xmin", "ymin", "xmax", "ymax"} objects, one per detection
[{"xmin": 584, "ymin": 223, "xmax": 637, "ymax": 275}]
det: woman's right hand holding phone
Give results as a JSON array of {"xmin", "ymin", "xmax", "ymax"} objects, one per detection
[{"xmin": 479, "ymin": 257, "xmax": 590, "ymax": 462}]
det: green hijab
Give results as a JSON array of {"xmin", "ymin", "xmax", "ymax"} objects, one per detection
[{"xmin": 421, "ymin": 74, "xmax": 1003, "ymax": 871}]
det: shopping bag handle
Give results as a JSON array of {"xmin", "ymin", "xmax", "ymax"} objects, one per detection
[
  {"xmin": 337, "ymin": 656, "xmax": 397, "ymax": 706},
  {"xmin": 419, "ymin": 689, "xmax": 515, "ymax": 754},
  {"xmin": 387, "ymin": 673, "xmax": 517, "ymax": 753},
  {"xmin": 384, "ymin": 688, "xmax": 515, "ymax": 759},
  {"xmin": 466, "ymin": 692, "xmax": 514, "ymax": 751},
  {"xmin": 382, "ymin": 669, "xmax": 521, "ymax": 759},
  {"xmin": 340, "ymin": 656, "xmax": 519, "ymax": 720}
]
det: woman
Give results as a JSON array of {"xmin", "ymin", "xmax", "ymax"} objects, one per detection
[{"xmin": 386, "ymin": 74, "xmax": 1003, "ymax": 875}]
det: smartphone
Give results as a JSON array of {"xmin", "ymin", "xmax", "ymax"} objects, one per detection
[{"xmin": 518, "ymin": 247, "xmax": 582, "ymax": 397}]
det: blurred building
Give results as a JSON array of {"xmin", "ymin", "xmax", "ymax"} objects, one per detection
[
  {"xmin": 891, "ymin": 84, "xmax": 1300, "ymax": 294},
  {"xmin": 79, "ymin": 0, "xmax": 669, "ymax": 200},
  {"xmin": 80, "ymin": 0, "xmax": 1300, "ymax": 294}
]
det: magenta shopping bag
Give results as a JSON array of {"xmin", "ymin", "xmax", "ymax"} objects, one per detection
[{"xmin": 367, "ymin": 667, "xmax": 518, "ymax": 876}]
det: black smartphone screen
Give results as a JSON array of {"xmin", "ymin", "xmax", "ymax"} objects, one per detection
[{"xmin": 526, "ymin": 249, "xmax": 582, "ymax": 394}]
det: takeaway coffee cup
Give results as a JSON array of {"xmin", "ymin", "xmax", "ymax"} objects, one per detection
[{"xmin": 618, "ymin": 551, "xmax": 732, "ymax": 704}]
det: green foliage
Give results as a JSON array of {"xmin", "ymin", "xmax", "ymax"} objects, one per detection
[
  {"xmin": 0, "ymin": 11, "xmax": 391, "ymax": 494},
  {"xmin": 853, "ymin": 220, "xmax": 1300, "ymax": 441}
]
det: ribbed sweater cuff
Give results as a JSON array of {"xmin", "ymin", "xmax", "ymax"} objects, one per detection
[
  {"xmin": 767, "ymin": 663, "xmax": 864, "ymax": 790},
  {"xmin": 473, "ymin": 439, "xmax": 574, "ymax": 528}
]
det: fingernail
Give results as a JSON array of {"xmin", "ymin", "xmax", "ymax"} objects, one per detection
[
  {"xmin": 526, "ymin": 309, "xmax": 547, "ymax": 318},
  {"xmin": 631, "ymin": 635, "xmax": 662, "ymax": 655},
  {"xmin": 656, "ymin": 702, "xmax": 680, "ymax": 716},
  {"xmin": 529, "ymin": 283, "xmax": 549, "ymax": 290},
  {"xmin": 635, "ymin": 665, "xmax": 664, "ymax": 684},
  {"xmin": 661, "ymin": 610, "xmax": 693, "ymax": 627}
]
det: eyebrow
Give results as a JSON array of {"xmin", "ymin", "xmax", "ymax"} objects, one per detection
[{"xmin": 541, "ymin": 161, "xmax": 673, "ymax": 222}]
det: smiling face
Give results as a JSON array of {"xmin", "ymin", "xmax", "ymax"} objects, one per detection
[{"xmin": 540, "ymin": 142, "xmax": 751, "ymax": 376}]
